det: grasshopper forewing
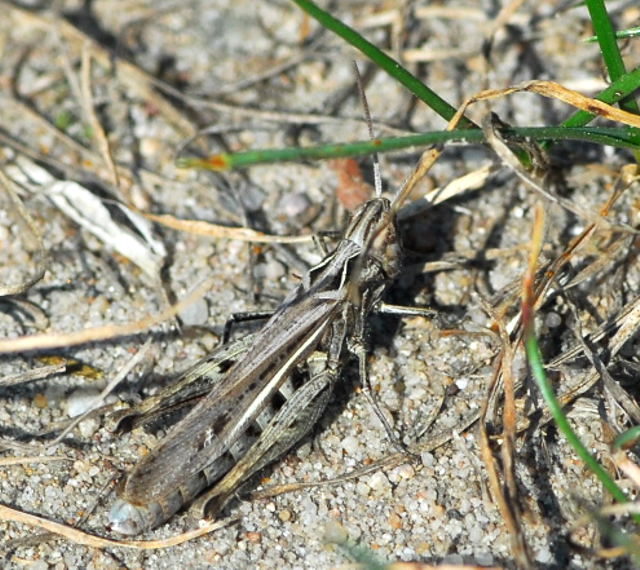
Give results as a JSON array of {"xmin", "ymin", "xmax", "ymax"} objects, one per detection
[
  {"xmin": 109, "ymin": 197, "xmax": 403, "ymax": 535},
  {"xmin": 111, "ymin": 334, "xmax": 257, "ymax": 432}
]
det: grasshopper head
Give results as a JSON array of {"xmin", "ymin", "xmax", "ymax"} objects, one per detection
[{"xmin": 345, "ymin": 197, "xmax": 403, "ymax": 281}]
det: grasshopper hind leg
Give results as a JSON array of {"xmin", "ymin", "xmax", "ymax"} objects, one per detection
[
  {"xmin": 110, "ymin": 353, "xmax": 335, "ymax": 534},
  {"xmin": 192, "ymin": 351, "xmax": 336, "ymax": 520}
]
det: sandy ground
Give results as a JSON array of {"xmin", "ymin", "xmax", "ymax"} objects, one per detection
[{"xmin": 0, "ymin": 1, "xmax": 639, "ymax": 568}]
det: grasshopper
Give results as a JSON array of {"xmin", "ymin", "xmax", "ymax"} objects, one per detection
[
  {"xmin": 109, "ymin": 191, "xmax": 406, "ymax": 534},
  {"xmin": 109, "ymin": 81, "xmax": 428, "ymax": 535}
]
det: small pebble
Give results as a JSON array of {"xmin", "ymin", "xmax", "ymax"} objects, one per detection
[
  {"xmin": 455, "ymin": 377, "xmax": 469, "ymax": 390},
  {"xmin": 368, "ymin": 471, "xmax": 391, "ymax": 495},
  {"xmin": 263, "ymin": 260, "xmax": 286, "ymax": 281},
  {"xmin": 340, "ymin": 435, "xmax": 359, "ymax": 455},
  {"xmin": 279, "ymin": 192, "xmax": 311, "ymax": 218},
  {"xmin": 33, "ymin": 393, "xmax": 48, "ymax": 409},
  {"xmin": 254, "ymin": 260, "xmax": 286, "ymax": 281},
  {"xmin": 536, "ymin": 547, "xmax": 553, "ymax": 564},
  {"xmin": 420, "ymin": 452, "xmax": 435, "ymax": 467},
  {"xmin": 388, "ymin": 512, "xmax": 402, "ymax": 530},
  {"xmin": 78, "ymin": 417, "xmax": 99, "ymax": 438},
  {"xmin": 323, "ymin": 521, "xmax": 348, "ymax": 545},
  {"xmin": 545, "ymin": 311, "xmax": 562, "ymax": 328},
  {"xmin": 388, "ymin": 463, "xmax": 415, "ymax": 483},
  {"xmin": 66, "ymin": 389, "xmax": 102, "ymax": 417},
  {"xmin": 476, "ymin": 552, "xmax": 495, "ymax": 566},
  {"xmin": 245, "ymin": 531, "xmax": 261, "ymax": 543},
  {"xmin": 178, "ymin": 296, "xmax": 209, "ymax": 326}
]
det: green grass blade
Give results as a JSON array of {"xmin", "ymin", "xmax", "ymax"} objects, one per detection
[
  {"xmin": 290, "ymin": 0, "xmax": 476, "ymax": 129},
  {"xmin": 516, "ymin": 125, "xmax": 640, "ymax": 148},
  {"xmin": 525, "ymin": 329, "xmax": 640, "ymax": 527},
  {"xmin": 177, "ymin": 125, "xmax": 640, "ymax": 171},
  {"xmin": 559, "ymin": 68, "xmax": 640, "ymax": 129},
  {"xmin": 525, "ymin": 332, "xmax": 630, "ymax": 506},
  {"xmin": 613, "ymin": 426, "xmax": 640, "ymax": 450},
  {"xmin": 585, "ymin": 0, "xmax": 639, "ymax": 116},
  {"xmin": 584, "ymin": 26, "xmax": 640, "ymax": 42}
]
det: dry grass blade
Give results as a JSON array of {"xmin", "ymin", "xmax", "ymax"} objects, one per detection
[
  {"xmin": 78, "ymin": 44, "xmax": 120, "ymax": 191},
  {"xmin": 564, "ymin": 235, "xmax": 632, "ymax": 290},
  {"xmin": 607, "ymin": 295, "xmax": 640, "ymax": 357},
  {"xmin": 614, "ymin": 454, "xmax": 640, "ymax": 491},
  {"xmin": 414, "ymin": 6, "xmax": 487, "ymax": 22},
  {"xmin": 251, "ymin": 410, "xmax": 479, "ymax": 501},
  {"xmin": 494, "ymin": 158, "xmax": 633, "ymax": 342},
  {"xmin": 486, "ymin": 0, "xmax": 528, "ymax": 38},
  {"xmin": 0, "ymin": 504, "xmax": 236, "ymax": 549},
  {"xmin": 46, "ymin": 179, "xmax": 166, "ymax": 279},
  {"xmin": 2, "ymin": 1, "xmax": 245, "ymax": 224},
  {"xmin": 0, "ymin": 275, "xmax": 215, "ymax": 354},
  {"xmin": 393, "ymin": 91, "xmax": 481, "ymax": 210},
  {"xmin": 5, "ymin": 156, "xmax": 167, "ymax": 279},
  {"xmin": 482, "ymin": 115, "xmax": 635, "ymax": 234},
  {"xmin": 142, "ymin": 211, "xmax": 314, "ymax": 244},
  {"xmin": 397, "ymin": 164, "xmax": 493, "ymax": 222},
  {"xmin": 0, "ymin": 169, "xmax": 47, "ymax": 295},
  {"xmin": 464, "ymin": 104, "xmax": 632, "ymax": 566},
  {"xmin": 521, "ymin": 80, "xmax": 640, "ymax": 128},
  {"xmin": 488, "ymin": 310, "xmax": 527, "ymax": 553},
  {"xmin": 48, "ymin": 339, "xmax": 152, "ymax": 446},
  {"xmin": 477, "ymin": 206, "xmax": 546, "ymax": 569},
  {"xmin": 5, "ymin": 2, "xmax": 196, "ymax": 139},
  {"xmin": 564, "ymin": 293, "xmax": 640, "ymax": 425},
  {"xmin": 455, "ymin": 79, "xmax": 640, "ymax": 128},
  {"xmin": 0, "ymin": 363, "xmax": 67, "ymax": 386},
  {"xmin": 479, "ymin": 357, "xmax": 532, "ymax": 569},
  {"xmin": 387, "ymin": 562, "xmax": 503, "ymax": 570},
  {"xmin": 0, "ymin": 456, "xmax": 71, "ymax": 467},
  {"xmin": 1, "ymin": 1, "xmax": 638, "ymax": 565}
]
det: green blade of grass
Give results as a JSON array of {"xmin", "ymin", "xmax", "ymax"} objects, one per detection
[
  {"xmin": 585, "ymin": 0, "xmax": 640, "ymax": 117},
  {"xmin": 524, "ymin": 332, "xmax": 630, "ymax": 505},
  {"xmin": 613, "ymin": 426, "xmax": 640, "ymax": 450},
  {"xmin": 522, "ymin": 208, "xmax": 638, "ymax": 523},
  {"xmin": 515, "ymin": 125, "xmax": 640, "ymax": 148},
  {"xmin": 177, "ymin": 125, "xmax": 640, "ymax": 171},
  {"xmin": 290, "ymin": 0, "xmax": 476, "ymax": 129},
  {"xmin": 584, "ymin": 26, "xmax": 640, "ymax": 42},
  {"xmin": 559, "ymin": 67, "xmax": 640, "ymax": 129}
]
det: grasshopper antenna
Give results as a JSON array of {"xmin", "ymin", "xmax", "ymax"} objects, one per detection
[{"xmin": 352, "ymin": 61, "xmax": 382, "ymax": 199}]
